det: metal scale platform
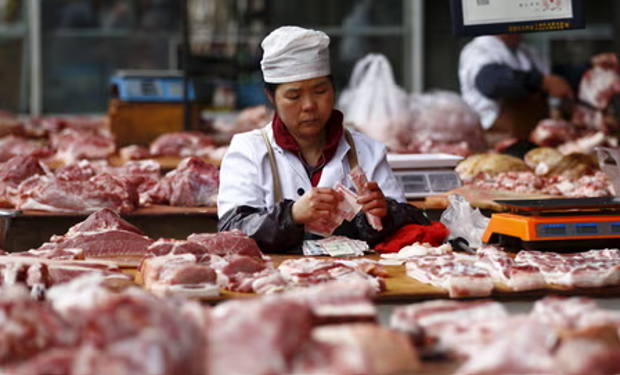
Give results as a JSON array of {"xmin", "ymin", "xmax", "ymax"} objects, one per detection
[
  {"xmin": 386, "ymin": 153, "xmax": 463, "ymax": 199},
  {"xmin": 482, "ymin": 197, "xmax": 620, "ymax": 252}
]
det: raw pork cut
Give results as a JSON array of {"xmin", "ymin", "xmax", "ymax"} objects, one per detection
[
  {"xmin": 0, "ymin": 285, "xmax": 76, "ymax": 364},
  {"xmin": 405, "ymin": 253, "xmax": 493, "ymax": 298},
  {"xmin": 0, "ymin": 135, "xmax": 53, "ymax": 162},
  {"xmin": 293, "ymin": 323, "xmax": 420, "ymax": 375},
  {"xmin": 208, "ymin": 297, "xmax": 313, "ymax": 375},
  {"xmin": 146, "ymin": 156, "xmax": 219, "ymax": 207},
  {"xmin": 34, "ymin": 208, "xmax": 153, "ymax": 266},
  {"xmin": 50, "ymin": 128, "xmax": 116, "ymax": 166},
  {"xmin": 0, "ymin": 155, "xmax": 47, "ymax": 207},
  {"xmin": 17, "ymin": 173, "xmax": 139, "ymax": 213},
  {"xmin": 149, "ymin": 131, "xmax": 215, "ymax": 157},
  {"xmin": 187, "ymin": 229, "xmax": 263, "ymax": 259}
]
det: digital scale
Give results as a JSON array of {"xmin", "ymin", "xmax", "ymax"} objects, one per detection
[
  {"xmin": 110, "ymin": 70, "xmax": 195, "ymax": 102},
  {"xmin": 482, "ymin": 197, "xmax": 620, "ymax": 252},
  {"xmin": 386, "ymin": 153, "xmax": 463, "ymax": 199},
  {"xmin": 108, "ymin": 70, "xmax": 200, "ymax": 146}
]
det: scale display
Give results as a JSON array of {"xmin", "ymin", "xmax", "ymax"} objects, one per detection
[
  {"xmin": 450, "ymin": 0, "xmax": 585, "ymax": 36},
  {"xmin": 537, "ymin": 220, "xmax": 620, "ymax": 238},
  {"xmin": 110, "ymin": 70, "xmax": 195, "ymax": 102},
  {"xmin": 394, "ymin": 171, "xmax": 462, "ymax": 199}
]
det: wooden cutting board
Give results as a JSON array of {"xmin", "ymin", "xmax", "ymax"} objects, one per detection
[
  {"xmin": 424, "ymin": 185, "xmax": 559, "ymax": 211},
  {"xmin": 194, "ymin": 254, "xmax": 620, "ymax": 304}
]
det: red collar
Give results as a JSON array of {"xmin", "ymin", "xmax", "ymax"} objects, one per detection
[
  {"xmin": 272, "ymin": 110, "xmax": 344, "ymax": 186},
  {"xmin": 273, "ymin": 109, "xmax": 344, "ymax": 159}
]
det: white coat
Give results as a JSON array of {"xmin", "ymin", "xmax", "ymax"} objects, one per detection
[
  {"xmin": 459, "ymin": 36, "xmax": 550, "ymax": 130},
  {"xmin": 217, "ymin": 122, "xmax": 406, "ymax": 219}
]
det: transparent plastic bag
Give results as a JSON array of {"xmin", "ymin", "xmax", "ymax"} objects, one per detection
[{"xmin": 440, "ymin": 194, "xmax": 490, "ymax": 249}]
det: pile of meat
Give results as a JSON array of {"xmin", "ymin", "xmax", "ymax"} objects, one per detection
[
  {"xmin": 0, "ymin": 116, "xmax": 115, "ymax": 167},
  {"xmin": 391, "ymin": 296, "xmax": 620, "ymax": 375},
  {"xmin": 456, "ymin": 151, "xmax": 614, "ymax": 197},
  {"xmin": 0, "ymin": 274, "xmax": 420, "ymax": 375},
  {"xmin": 0, "ymin": 154, "xmax": 219, "ymax": 212},
  {"xmin": 515, "ymin": 64, "xmax": 620, "ymax": 155},
  {"xmin": 18, "ymin": 208, "xmax": 386, "ymax": 300},
  {"xmin": 383, "ymin": 242, "xmax": 620, "ymax": 298},
  {"xmin": 140, "ymin": 230, "xmax": 387, "ymax": 297},
  {"xmin": 390, "ymin": 90, "xmax": 487, "ymax": 157},
  {"xmin": 131, "ymin": 131, "xmax": 229, "ymax": 162},
  {"xmin": 0, "ymin": 114, "xmax": 227, "ymax": 212},
  {"xmin": 0, "ymin": 248, "xmax": 131, "ymax": 300},
  {"xmin": 0, "ymin": 112, "xmax": 231, "ymax": 166}
]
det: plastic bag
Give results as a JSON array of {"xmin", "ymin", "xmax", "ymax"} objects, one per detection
[
  {"xmin": 440, "ymin": 194, "xmax": 490, "ymax": 249},
  {"xmin": 338, "ymin": 53, "xmax": 410, "ymax": 150},
  {"xmin": 595, "ymin": 146, "xmax": 620, "ymax": 195}
]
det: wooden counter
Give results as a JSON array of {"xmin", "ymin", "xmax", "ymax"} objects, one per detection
[
  {"xmin": 196, "ymin": 254, "xmax": 620, "ymax": 305},
  {"xmin": 421, "ymin": 185, "xmax": 559, "ymax": 212}
]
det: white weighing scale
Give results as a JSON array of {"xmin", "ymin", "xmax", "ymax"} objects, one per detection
[{"xmin": 386, "ymin": 153, "xmax": 463, "ymax": 198}]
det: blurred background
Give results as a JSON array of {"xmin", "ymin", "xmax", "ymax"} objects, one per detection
[{"xmin": 0, "ymin": 0, "xmax": 617, "ymax": 115}]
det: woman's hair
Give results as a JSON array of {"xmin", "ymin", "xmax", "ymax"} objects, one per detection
[{"xmin": 263, "ymin": 75, "xmax": 335, "ymax": 98}]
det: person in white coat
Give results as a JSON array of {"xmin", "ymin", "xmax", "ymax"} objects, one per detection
[
  {"xmin": 459, "ymin": 34, "xmax": 618, "ymax": 149},
  {"xmin": 217, "ymin": 25, "xmax": 429, "ymax": 254},
  {"xmin": 459, "ymin": 34, "xmax": 574, "ymax": 148}
]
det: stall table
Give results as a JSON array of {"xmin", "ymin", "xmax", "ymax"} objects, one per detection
[
  {"xmin": 5, "ymin": 206, "xmax": 219, "ymax": 253},
  {"xmin": 130, "ymin": 253, "xmax": 620, "ymax": 374}
]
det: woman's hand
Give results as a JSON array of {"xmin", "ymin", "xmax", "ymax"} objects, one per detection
[
  {"xmin": 291, "ymin": 187, "xmax": 343, "ymax": 225},
  {"xmin": 356, "ymin": 181, "xmax": 387, "ymax": 218},
  {"xmin": 543, "ymin": 74, "xmax": 573, "ymax": 100}
]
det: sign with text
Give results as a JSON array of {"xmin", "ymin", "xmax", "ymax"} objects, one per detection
[{"xmin": 450, "ymin": 0, "xmax": 585, "ymax": 36}]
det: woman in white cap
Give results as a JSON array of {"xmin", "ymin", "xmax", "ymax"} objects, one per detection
[{"xmin": 217, "ymin": 26, "xmax": 429, "ymax": 253}]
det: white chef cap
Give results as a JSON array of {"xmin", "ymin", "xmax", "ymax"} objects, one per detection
[{"xmin": 260, "ymin": 26, "xmax": 331, "ymax": 84}]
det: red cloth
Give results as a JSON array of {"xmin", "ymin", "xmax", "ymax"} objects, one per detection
[
  {"xmin": 374, "ymin": 222, "xmax": 449, "ymax": 253},
  {"xmin": 272, "ymin": 109, "xmax": 344, "ymax": 186}
]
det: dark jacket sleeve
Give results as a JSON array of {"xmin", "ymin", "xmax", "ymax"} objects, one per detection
[
  {"xmin": 475, "ymin": 63, "xmax": 544, "ymax": 100},
  {"xmin": 333, "ymin": 198, "xmax": 431, "ymax": 247},
  {"xmin": 217, "ymin": 199, "xmax": 306, "ymax": 254}
]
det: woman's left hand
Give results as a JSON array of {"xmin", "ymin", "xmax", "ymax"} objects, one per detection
[{"xmin": 356, "ymin": 181, "xmax": 387, "ymax": 218}]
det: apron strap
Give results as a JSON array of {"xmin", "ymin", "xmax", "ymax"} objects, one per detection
[
  {"xmin": 260, "ymin": 128, "xmax": 283, "ymax": 203},
  {"xmin": 344, "ymin": 129, "xmax": 359, "ymax": 171},
  {"xmin": 261, "ymin": 128, "xmax": 359, "ymax": 205}
]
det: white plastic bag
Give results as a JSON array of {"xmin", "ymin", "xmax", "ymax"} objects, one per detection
[
  {"xmin": 595, "ymin": 147, "xmax": 620, "ymax": 195},
  {"xmin": 338, "ymin": 53, "xmax": 410, "ymax": 150},
  {"xmin": 440, "ymin": 194, "xmax": 490, "ymax": 249}
]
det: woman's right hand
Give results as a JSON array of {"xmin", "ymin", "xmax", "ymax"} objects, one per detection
[
  {"xmin": 291, "ymin": 187, "xmax": 343, "ymax": 225},
  {"xmin": 543, "ymin": 74, "xmax": 574, "ymax": 100}
]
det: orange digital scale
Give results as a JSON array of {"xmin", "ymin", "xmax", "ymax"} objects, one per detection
[{"xmin": 482, "ymin": 197, "xmax": 620, "ymax": 252}]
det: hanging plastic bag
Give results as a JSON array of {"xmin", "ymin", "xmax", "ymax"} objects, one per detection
[{"xmin": 338, "ymin": 53, "xmax": 411, "ymax": 151}]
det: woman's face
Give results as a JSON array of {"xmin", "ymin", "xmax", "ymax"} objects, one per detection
[{"xmin": 269, "ymin": 76, "xmax": 335, "ymax": 140}]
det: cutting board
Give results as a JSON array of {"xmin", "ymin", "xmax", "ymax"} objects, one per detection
[
  {"xmin": 423, "ymin": 185, "xmax": 559, "ymax": 211},
  {"xmin": 375, "ymin": 257, "xmax": 620, "ymax": 303}
]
